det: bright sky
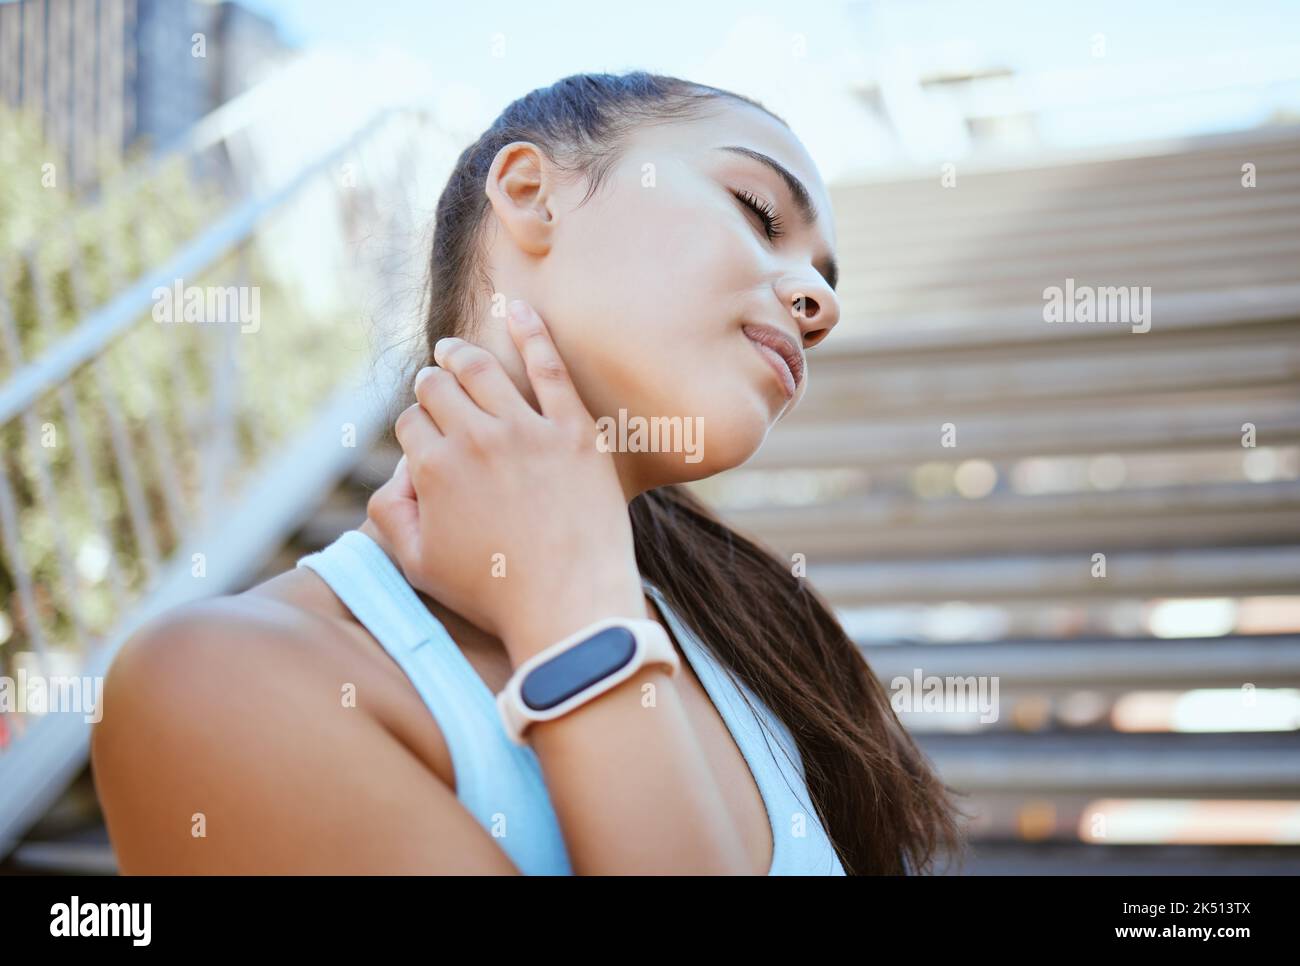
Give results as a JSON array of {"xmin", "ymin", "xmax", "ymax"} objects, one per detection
[{"xmin": 235, "ymin": 0, "xmax": 1300, "ymax": 182}]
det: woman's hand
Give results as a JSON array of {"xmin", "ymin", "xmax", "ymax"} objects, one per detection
[{"xmin": 366, "ymin": 299, "xmax": 648, "ymax": 665}]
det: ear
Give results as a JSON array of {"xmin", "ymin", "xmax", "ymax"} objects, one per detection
[{"xmin": 484, "ymin": 141, "xmax": 556, "ymax": 257}]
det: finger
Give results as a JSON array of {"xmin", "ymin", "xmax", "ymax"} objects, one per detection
[
  {"xmin": 431, "ymin": 338, "xmax": 530, "ymax": 419},
  {"xmin": 414, "ymin": 364, "xmax": 483, "ymax": 433},
  {"xmin": 366, "ymin": 455, "xmax": 422, "ymax": 573},
  {"xmin": 393, "ymin": 452, "xmax": 415, "ymax": 496},
  {"xmin": 394, "ymin": 400, "xmax": 443, "ymax": 466},
  {"xmin": 506, "ymin": 300, "xmax": 588, "ymax": 424}
]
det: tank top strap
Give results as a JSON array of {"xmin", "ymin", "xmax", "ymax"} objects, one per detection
[
  {"xmin": 644, "ymin": 580, "xmax": 800, "ymax": 769},
  {"xmin": 296, "ymin": 529, "xmax": 576, "ymax": 873},
  {"xmin": 296, "ymin": 529, "xmax": 431, "ymax": 642},
  {"xmin": 294, "ymin": 529, "xmax": 499, "ymax": 718},
  {"xmin": 644, "ymin": 579, "xmax": 846, "ymax": 875}
]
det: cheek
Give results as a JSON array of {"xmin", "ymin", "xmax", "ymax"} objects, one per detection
[
  {"xmin": 546, "ymin": 184, "xmax": 774, "ymax": 471},
  {"xmin": 556, "ymin": 178, "xmax": 749, "ymax": 325}
]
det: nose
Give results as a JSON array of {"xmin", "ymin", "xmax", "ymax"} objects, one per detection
[{"xmin": 777, "ymin": 275, "xmax": 839, "ymax": 349}]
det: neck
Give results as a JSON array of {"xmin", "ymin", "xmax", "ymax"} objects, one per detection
[
  {"xmin": 355, "ymin": 515, "xmax": 658, "ymax": 643},
  {"xmin": 462, "ymin": 311, "xmax": 657, "ymax": 504}
]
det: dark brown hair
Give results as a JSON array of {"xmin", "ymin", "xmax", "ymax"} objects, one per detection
[{"xmin": 418, "ymin": 70, "xmax": 970, "ymax": 875}]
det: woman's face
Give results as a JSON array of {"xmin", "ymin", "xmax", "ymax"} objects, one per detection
[{"xmin": 478, "ymin": 99, "xmax": 841, "ymax": 493}]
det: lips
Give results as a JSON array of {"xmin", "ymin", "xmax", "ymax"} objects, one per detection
[{"xmin": 742, "ymin": 323, "xmax": 804, "ymax": 400}]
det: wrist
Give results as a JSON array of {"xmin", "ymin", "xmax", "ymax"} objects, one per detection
[
  {"xmin": 502, "ymin": 582, "xmax": 651, "ymax": 667},
  {"xmin": 496, "ymin": 609, "xmax": 683, "ymax": 748}
]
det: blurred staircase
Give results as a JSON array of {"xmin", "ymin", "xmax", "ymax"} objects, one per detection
[
  {"xmin": 5, "ymin": 116, "xmax": 1299, "ymax": 875},
  {"xmin": 705, "ymin": 121, "xmax": 1300, "ymax": 873}
]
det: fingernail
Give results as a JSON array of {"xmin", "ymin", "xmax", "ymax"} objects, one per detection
[
  {"xmin": 432, "ymin": 337, "xmax": 460, "ymax": 365},
  {"xmin": 508, "ymin": 300, "xmax": 535, "ymax": 328},
  {"xmin": 414, "ymin": 365, "xmax": 436, "ymax": 391}
]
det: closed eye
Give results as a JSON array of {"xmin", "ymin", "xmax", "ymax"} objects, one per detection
[{"xmin": 732, "ymin": 188, "xmax": 786, "ymax": 242}]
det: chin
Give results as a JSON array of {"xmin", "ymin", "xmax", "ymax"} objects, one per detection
[
  {"xmin": 626, "ymin": 401, "xmax": 766, "ymax": 485},
  {"xmin": 696, "ymin": 402, "xmax": 772, "ymax": 473},
  {"xmin": 612, "ymin": 371, "xmax": 778, "ymax": 479}
]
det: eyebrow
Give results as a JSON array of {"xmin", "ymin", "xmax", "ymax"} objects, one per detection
[{"xmin": 716, "ymin": 145, "xmax": 838, "ymax": 292}]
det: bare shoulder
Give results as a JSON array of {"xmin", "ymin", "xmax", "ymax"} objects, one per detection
[
  {"xmin": 100, "ymin": 569, "xmax": 377, "ymax": 723},
  {"xmin": 107, "ymin": 571, "xmax": 338, "ymax": 681},
  {"xmin": 91, "ymin": 566, "xmax": 518, "ymax": 874}
]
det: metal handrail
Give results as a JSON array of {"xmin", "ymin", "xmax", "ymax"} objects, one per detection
[
  {"xmin": 0, "ymin": 101, "xmax": 447, "ymax": 854},
  {"xmin": 0, "ymin": 112, "xmax": 392, "ymax": 428}
]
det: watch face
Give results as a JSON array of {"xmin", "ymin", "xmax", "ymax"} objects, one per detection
[{"xmin": 520, "ymin": 626, "xmax": 638, "ymax": 711}]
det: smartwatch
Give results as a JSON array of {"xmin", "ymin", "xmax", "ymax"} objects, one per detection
[{"xmin": 496, "ymin": 616, "xmax": 681, "ymax": 745}]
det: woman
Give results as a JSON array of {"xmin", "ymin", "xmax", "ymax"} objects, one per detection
[{"xmin": 91, "ymin": 71, "xmax": 968, "ymax": 875}]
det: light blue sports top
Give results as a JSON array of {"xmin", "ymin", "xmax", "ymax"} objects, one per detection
[{"xmin": 296, "ymin": 528, "xmax": 846, "ymax": 876}]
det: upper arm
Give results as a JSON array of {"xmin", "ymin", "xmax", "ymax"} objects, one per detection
[{"xmin": 92, "ymin": 597, "xmax": 521, "ymax": 874}]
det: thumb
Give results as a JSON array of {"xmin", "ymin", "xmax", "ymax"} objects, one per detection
[{"xmin": 366, "ymin": 455, "xmax": 423, "ymax": 579}]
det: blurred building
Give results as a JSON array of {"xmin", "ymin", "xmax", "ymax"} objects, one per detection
[{"xmin": 0, "ymin": 0, "xmax": 291, "ymax": 187}]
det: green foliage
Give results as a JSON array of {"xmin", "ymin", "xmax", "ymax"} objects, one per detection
[{"xmin": 0, "ymin": 105, "xmax": 375, "ymax": 671}]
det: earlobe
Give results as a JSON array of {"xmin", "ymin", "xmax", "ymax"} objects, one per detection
[{"xmin": 484, "ymin": 141, "xmax": 554, "ymax": 256}]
